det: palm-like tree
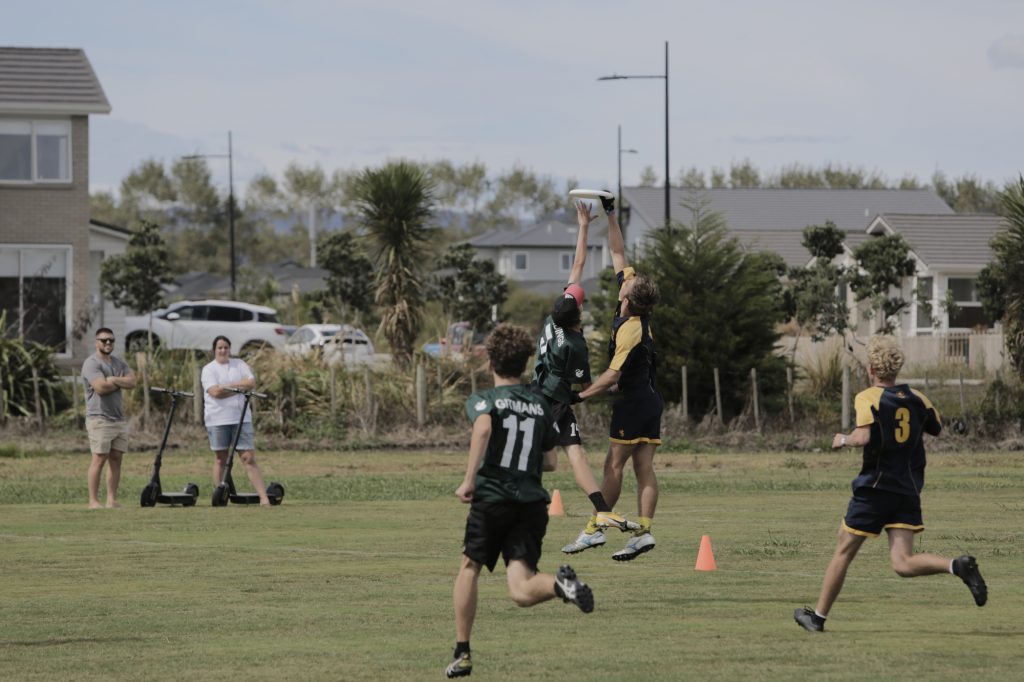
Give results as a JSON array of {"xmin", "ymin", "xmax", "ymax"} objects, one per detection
[
  {"xmin": 351, "ymin": 161, "xmax": 435, "ymax": 368},
  {"xmin": 979, "ymin": 176, "xmax": 1024, "ymax": 376}
]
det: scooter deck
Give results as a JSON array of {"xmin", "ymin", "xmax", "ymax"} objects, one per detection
[
  {"xmin": 228, "ymin": 493, "xmax": 263, "ymax": 505},
  {"xmin": 156, "ymin": 492, "xmax": 198, "ymax": 505}
]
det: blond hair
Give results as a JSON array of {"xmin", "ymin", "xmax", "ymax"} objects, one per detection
[{"xmin": 867, "ymin": 335, "xmax": 904, "ymax": 382}]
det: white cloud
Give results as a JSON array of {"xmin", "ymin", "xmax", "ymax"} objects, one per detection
[{"xmin": 988, "ymin": 34, "xmax": 1024, "ymax": 69}]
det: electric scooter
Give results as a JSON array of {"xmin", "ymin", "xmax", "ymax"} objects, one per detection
[
  {"xmin": 210, "ymin": 387, "xmax": 284, "ymax": 507},
  {"xmin": 140, "ymin": 387, "xmax": 200, "ymax": 507}
]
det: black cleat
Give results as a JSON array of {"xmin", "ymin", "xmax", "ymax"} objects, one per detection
[
  {"xmin": 952, "ymin": 555, "xmax": 987, "ymax": 607},
  {"xmin": 445, "ymin": 652, "xmax": 472, "ymax": 678},
  {"xmin": 793, "ymin": 607, "xmax": 825, "ymax": 632},
  {"xmin": 555, "ymin": 565, "xmax": 594, "ymax": 613}
]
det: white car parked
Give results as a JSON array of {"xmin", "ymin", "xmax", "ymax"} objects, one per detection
[
  {"xmin": 284, "ymin": 324, "xmax": 376, "ymax": 364},
  {"xmin": 124, "ymin": 300, "xmax": 289, "ymax": 354}
]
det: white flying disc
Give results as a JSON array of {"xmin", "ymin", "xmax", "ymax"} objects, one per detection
[{"xmin": 569, "ymin": 188, "xmax": 614, "ymax": 199}]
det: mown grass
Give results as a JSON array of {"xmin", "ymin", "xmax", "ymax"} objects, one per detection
[{"xmin": 1, "ymin": 447, "xmax": 1022, "ymax": 681}]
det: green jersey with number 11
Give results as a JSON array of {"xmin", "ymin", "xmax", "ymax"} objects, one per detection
[{"xmin": 464, "ymin": 384, "xmax": 559, "ymax": 503}]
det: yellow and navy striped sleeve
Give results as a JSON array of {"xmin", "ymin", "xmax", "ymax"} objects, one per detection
[
  {"xmin": 854, "ymin": 387, "xmax": 884, "ymax": 427},
  {"xmin": 609, "ymin": 317, "xmax": 642, "ymax": 371},
  {"xmin": 911, "ymin": 388, "xmax": 943, "ymax": 434},
  {"xmin": 617, "ymin": 267, "xmax": 636, "ymax": 301}
]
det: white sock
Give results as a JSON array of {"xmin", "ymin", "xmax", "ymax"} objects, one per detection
[
  {"xmin": 949, "ymin": 559, "xmax": 956, "ymax": 575},
  {"xmin": 814, "ymin": 610, "xmax": 827, "ymax": 620}
]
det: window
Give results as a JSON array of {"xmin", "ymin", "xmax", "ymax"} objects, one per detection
[
  {"xmin": 560, "ymin": 252, "xmax": 573, "ymax": 272},
  {"xmin": 208, "ymin": 305, "xmax": 251, "ymax": 322},
  {"xmin": 947, "ymin": 277, "xmax": 992, "ymax": 330},
  {"xmin": 0, "ymin": 246, "xmax": 71, "ymax": 354},
  {"xmin": 916, "ymin": 276, "xmax": 934, "ymax": 330},
  {"xmin": 513, "ymin": 253, "xmax": 528, "ymax": 271},
  {"xmin": 257, "ymin": 311, "xmax": 279, "ymax": 323},
  {"xmin": 0, "ymin": 119, "xmax": 71, "ymax": 182}
]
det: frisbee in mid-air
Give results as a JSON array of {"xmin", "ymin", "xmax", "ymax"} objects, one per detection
[{"xmin": 569, "ymin": 188, "xmax": 614, "ymax": 200}]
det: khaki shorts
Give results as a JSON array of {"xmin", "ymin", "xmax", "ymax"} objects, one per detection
[{"xmin": 86, "ymin": 417, "xmax": 129, "ymax": 455}]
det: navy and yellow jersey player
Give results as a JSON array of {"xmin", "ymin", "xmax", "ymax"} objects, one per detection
[
  {"xmin": 570, "ymin": 197, "xmax": 663, "ymax": 562},
  {"xmin": 793, "ymin": 335, "xmax": 987, "ymax": 634},
  {"xmin": 447, "ymin": 324, "xmax": 594, "ymax": 679}
]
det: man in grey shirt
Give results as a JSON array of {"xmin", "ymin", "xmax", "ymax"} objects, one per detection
[{"xmin": 82, "ymin": 327, "xmax": 136, "ymax": 508}]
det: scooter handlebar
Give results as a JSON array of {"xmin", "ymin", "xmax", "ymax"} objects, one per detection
[
  {"xmin": 150, "ymin": 387, "xmax": 195, "ymax": 398},
  {"xmin": 222, "ymin": 386, "xmax": 267, "ymax": 399}
]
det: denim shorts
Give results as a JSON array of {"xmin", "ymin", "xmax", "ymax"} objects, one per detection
[{"xmin": 207, "ymin": 422, "xmax": 255, "ymax": 452}]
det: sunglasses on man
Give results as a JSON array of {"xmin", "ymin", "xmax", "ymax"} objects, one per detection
[{"xmin": 96, "ymin": 337, "xmax": 115, "ymax": 344}]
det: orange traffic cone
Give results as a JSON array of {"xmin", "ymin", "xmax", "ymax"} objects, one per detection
[
  {"xmin": 548, "ymin": 489, "xmax": 565, "ymax": 516},
  {"xmin": 695, "ymin": 534, "xmax": 717, "ymax": 571}
]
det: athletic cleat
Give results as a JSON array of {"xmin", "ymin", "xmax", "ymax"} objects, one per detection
[
  {"xmin": 952, "ymin": 555, "xmax": 987, "ymax": 607},
  {"xmin": 445, "ymin": 652, "xmax": 472, "ymax": 678},
  {"xmin": 555, "ymin": 564, "xmax": 594, "ymax": 613},
  {"xmin": 793, "ymin": 607, "xmax": 825, "ymax": 632},
  {"xmin": 561, "ymin": 529, "xmax": 606, "ymax": 554},
  {"xmin": 611, "ymin": 532, "xmax": 656, "ymax": 561},
  {"xmin": 594, "ymin": 510, "xmax": 642, "ymax": 532}
]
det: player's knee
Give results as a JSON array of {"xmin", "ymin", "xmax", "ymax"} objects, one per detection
[
  {"xmin": 239, "ymin": 451, "xmax": 257, "ymax": 465},
  {"xmin": 891, "ymin": 556, "xmax": 914, "ymax": 577},
  {"xmin": 508, "ymin": 590, "xmax": 532, "ymax": 607}
]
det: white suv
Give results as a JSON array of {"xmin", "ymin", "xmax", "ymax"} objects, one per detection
[{"xmin": 124, "ymin": 300, "xmax": 288, "ymax": 354}]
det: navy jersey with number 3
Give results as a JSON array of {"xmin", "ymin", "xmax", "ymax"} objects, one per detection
[
  {"xmin": 851, "ymin": 384, "xmax": 942, "ymax": 496},
  {"xmin": 465, "ymin": 384, "xmax": 559, "ymax": 503}
]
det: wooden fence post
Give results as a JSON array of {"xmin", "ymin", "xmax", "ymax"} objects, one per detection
[
  {"xmin": 136, "ymin": 352, "xmax": 150, "ymax": 428},
  {"xmin": 193, "ymin": 366, "xmax": 203, "ymax": 425},
  {"xmin": 70, "ymin": 370, "xmax": 80, "ymax": 429},
  {"xmin": 751, "ymin": 367, "xmax": 761, "ymax": 433},
  {"xmin": 681, "ymin": 365, "xmax": 689, "ymax": 423},
  {"xmin": 841, "ymin": 365, "xmax": 851, "ymax": 431},
  {"xmin": 416, "ymin": 363, "xmax": 427, "ymax": 427},
  {"xmin": 713, "ymin": 367, "xmax": 723, "ymax": 427},
  {"xmin": 31, "ymin": 366, "xmax": 43, "ymax": 426},
  {"xmin": 786, "ymin": 367, "xmax": 795, "ymax": 426},
  {"xmin": 330, "ymin": 365, "xmax": 337, "ymax": 418},
  {"xmin": 958, "ymin": 369, "xmax": 966, "ymax": 417},
  {"xmin": 470, "ymin": 366, "xmax": 477, "ymax": 394}
]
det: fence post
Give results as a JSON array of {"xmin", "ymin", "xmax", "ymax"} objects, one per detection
[
  {"xmin": 70, "ymin": 370, "xmax": 81, "ymax": 429},
  {"xmin": 470, "ymin": 366, "xmax": 477, "ymax": 394},
  {"xmin": 31, "ymin": 366, "xmax": 43, "ymax": 426},
  {"xmin": 959, "ymin": 369, "xmax": 966, "ymax": 417},
  {"xmin": 713, "ymin": 367, "xmax": 723, "ymax": 427},
  {"xmin": 136, "ymin": 352, "xmax": 150, "ymax": 428},
  {"xmin": 681, "ymin": 365, "xmax": 689, "ymax": 423},
  {"xmin": 786, "ymin": 367, "xmax": 795, "ymax": 426},
  {"xmin": 193, "ymin": 366, "xmax": 203, "ymax": 425},
  {"xmin": 751, "ymin": 367, "xmax": 761, "ymax": 433},
  {"xmin": 416, "ymin": 363, "xmax": 427, "ymax": 427},
  {"xmin": 330, "ymin": 365, "xmax": 337, "ymax": 418},
  {"xmin": 841, "ymin": 365, "xmax": 851, "ymax": 431},
  {"xmin": 363, "ymin": 366, "xmax": 374, "ymax": 420}
]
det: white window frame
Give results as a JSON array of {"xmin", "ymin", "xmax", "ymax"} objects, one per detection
[
  {"xmin": 913, "ymin": 275, "xmax": 935, "ymax": 336},
  {"xmin": 0, "ymin": 118, "xmax": 73, "ymax": 184},
  {"xmin": 513, "ymin": 252, "xmax": 529, "ymax": 272},
  {"xmin": 946, "ymin": 276, "xmax": 985, "ymax": 330},
  {"xmin": 0, "ymin": 244, "xmax": 74, "ymax": 358},
  {"xmin": 559, "ymin": 251, "xmax": 573, "ymax": 273}
]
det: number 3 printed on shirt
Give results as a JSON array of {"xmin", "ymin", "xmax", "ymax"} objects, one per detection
[{"xmin": 894, "ymin": 407, "xmax": 911, "ymax": 444}]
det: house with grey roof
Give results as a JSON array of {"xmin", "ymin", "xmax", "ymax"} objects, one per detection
[
  {"xmin": 469, "ymin": 218, "xmax": 605, "ymax": 296},
  {"xmin": 1, "ymin": 47, "xmax": 113, "ymax": 364}
]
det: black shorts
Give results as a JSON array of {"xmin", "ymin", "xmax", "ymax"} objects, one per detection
[
  {"xmin": 609, "ymin": 390, "xmax": 663, "ymax": 445},
  {"xmin": 842, "ymin": 487, "xmax": 924, "ymax": 537},
  {"xmin": 550, "ymin": 401, "xmax": 582, "ymax": 447},
  {"xmin": 462, "ymin": 499, "xmax": 548, "ymax": 572}
]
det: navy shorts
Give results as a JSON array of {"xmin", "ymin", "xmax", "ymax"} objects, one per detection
[
  {"xmin": 461, "ymin": 499, "xmax": 548, "ymax": 572},
  {"xmin": 609, "ymin": 390, "xmax": 663, "ymax": 445},
  {"xmin": 842, "ymin": 487, "xmax": 924, "ymax": 537}
]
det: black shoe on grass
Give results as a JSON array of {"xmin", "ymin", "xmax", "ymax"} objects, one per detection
[
  {"xmin": 952, "ymin": 555, "xmax": 987, "ymax": 607},
  {"xmin": 555, "ymin": 565, "xmax": 594, "ymax": 613},
  {"xmin": 793, "ymin": 607, "xmax": 825, "ymax": 632}
]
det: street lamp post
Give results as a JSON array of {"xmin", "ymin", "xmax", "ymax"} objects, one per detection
[
  {"xmin": 617, "ymin": 124, "xmax": 638, "ymax": 209},
  {"xmin": 599, "ymin": 40, "xmax": 670, "ymax": 227},
  {"xmin": 183, "ymin": 131, "xmax": 236, "ymax": 298}
]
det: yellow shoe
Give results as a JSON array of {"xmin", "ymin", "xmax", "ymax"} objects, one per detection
[{"xmin": 593, "ymin": 511, "xmax": 641, "ymax": 532}]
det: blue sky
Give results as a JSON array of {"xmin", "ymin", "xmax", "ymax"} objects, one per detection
[{"xmin": 4, "ymin": 0, "xmax": 1023, "ymax": 197}]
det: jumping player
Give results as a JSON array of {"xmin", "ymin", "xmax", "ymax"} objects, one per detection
[
  {"xmin": 447, "ymin": 324, "xmax": 594, "ymax": 678},
  {"xmin": 794, "ymin": 335, "xmax": 987, "ymax": 632},
  {"xmin": 567, "ymin": 193, "xmax": 662, "ymax": 561},
  {"xmin": 531, "ymin": 199, "xmax": 639, "ymax": 549}
]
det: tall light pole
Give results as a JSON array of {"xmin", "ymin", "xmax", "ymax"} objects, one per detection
[
  {"xmin": 183, "ymin": 131, "xmax": 236, "ymax": 298},
  {"xmin": 617, "ymin": 124, "xmax": 638, "ymax": 208},
  {"xmin": 599, "ymin": 40, "xmax": 670, "ymax": 227}
]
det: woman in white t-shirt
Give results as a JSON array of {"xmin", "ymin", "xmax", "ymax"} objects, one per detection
[{"xmin": 201, "ymin": 335, "xmax": 270, "ymax": 506}]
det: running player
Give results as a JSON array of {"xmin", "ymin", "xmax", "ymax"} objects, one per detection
[
  {"xmin": 447, "ymin": 324, "xmax": 594, "ymax": 678},
  {"xmin": 567, "ymin": 193, "xmax": 663, "ymax": 561},
  {"xmin": 531, "ymin": 199, "xmax": 639, "ymax": 551},
  {"xmin": 794, "ymin": 335, "xmax": 987, "ymax": 632}
]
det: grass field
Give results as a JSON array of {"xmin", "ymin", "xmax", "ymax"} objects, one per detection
[{"xmin": 1, "ymin": 445, "xmax": 1022, "ymax": 681}]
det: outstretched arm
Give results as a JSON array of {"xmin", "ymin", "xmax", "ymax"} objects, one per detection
[
  {"xmin": 456, "ymin": 415, "xmax": 491, "ymax": 502},
  {"xmin": 604, "ymin": 195, "xmax": 628, "ymax": 273},
  {"xmin": 568, "ymin": 200, "xmax": 593, "ymax": 284}
]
